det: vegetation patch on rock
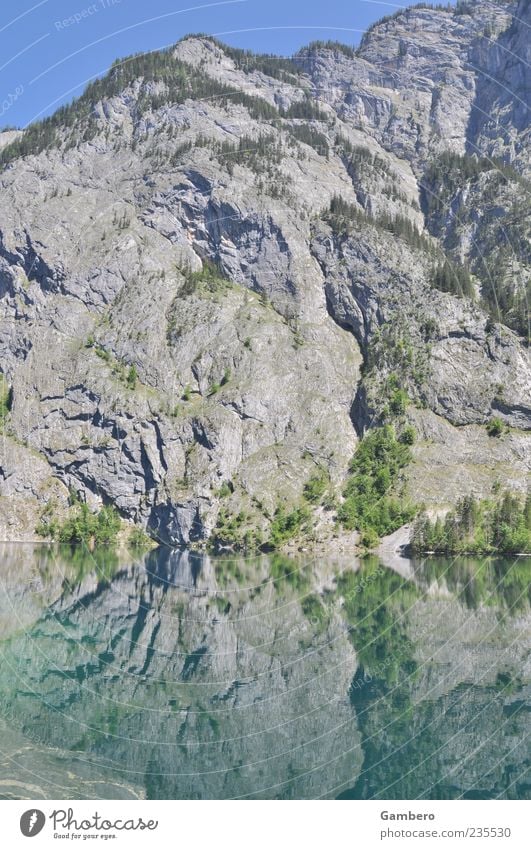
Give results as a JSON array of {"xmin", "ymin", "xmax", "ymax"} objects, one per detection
[{"xmin": 337, "ymin": 425, "xmax": 416, "ymax": 546}]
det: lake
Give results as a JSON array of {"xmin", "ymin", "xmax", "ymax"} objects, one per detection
[{"xmin": 0, "ymin": 544, "xmax": 529, "ymax": 799}]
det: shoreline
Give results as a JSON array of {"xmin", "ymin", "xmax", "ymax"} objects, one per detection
[{"xmin": 2, "ymin": 534, "xmax": 528, "ymax": 558}]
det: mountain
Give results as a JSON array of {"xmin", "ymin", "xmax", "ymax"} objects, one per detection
[{"xmin": 0, "ymin": 0, "xmax": 529, "ymax": 548}]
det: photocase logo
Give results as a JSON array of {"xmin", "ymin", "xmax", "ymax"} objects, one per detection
[{"xmin": 20, "ymin": 810, "xmax": 46, "ymax": 838}]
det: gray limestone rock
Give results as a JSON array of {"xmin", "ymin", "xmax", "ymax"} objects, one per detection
[{"xmin": 0, "ymin": 1, "xmax": 528, "ymax": 544}]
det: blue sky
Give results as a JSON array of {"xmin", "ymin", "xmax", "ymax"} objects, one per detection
[{"xmin": 0, "ymin": 0, "xmax": 455, "ymax": 129}]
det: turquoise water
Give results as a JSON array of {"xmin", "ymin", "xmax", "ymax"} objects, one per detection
[{"xmin": 0, "ymin": 544, "xmax": 529, "ymax": 799}]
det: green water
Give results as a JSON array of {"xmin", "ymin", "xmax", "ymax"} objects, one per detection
[{"xmin": 0, "ymin": 544, "xmax": 529, "ymax": 800}]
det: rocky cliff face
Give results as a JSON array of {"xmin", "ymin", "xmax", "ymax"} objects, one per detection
[{"xmin": 0, "ymin": 0, "xmax": 529, "ymax": 546}]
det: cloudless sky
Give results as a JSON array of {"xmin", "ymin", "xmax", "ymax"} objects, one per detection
[{"xmin": 0, "ymin": 0, "xmax": 456, "ymax": 129}]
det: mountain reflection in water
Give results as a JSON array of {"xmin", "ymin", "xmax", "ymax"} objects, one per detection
[{"xmin": 0, "ymin": 544, "xmax": 529, "ymax": 799}]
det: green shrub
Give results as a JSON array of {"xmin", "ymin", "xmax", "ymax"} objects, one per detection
[
  {"xmin": 94, "ymin": 345, "xmax": 111, "ymax": 363},
  {"xmin": 360, "ymin": 527, "xmax": 380, "ymax": 550},
  {"xmin": 303, "ymin": 472, "xmax": 328, "ymax": 503},
  {"xmin": 389, "ymin": 388, "xmax": 408, "ymax": 415},
  {"xmin": 35, "ymin": 518, "xmax": 60, "ymax": 539},
  {"xmin": 420, "ymin": 318, "xmax": 439, "ymax": 341},
  {"xmin": 338, "ymin": 425, "xmax": 415, "ymax": 543},
  {"xmin": 210, "ymin": 507, "xmax": 263, "ymax": 552},
  {"xmin": 268, "ymin": 505, "xmax": 311, "ymax": 549},
  {"xmin": 128, "ymin": 526, "xmax": 154, "ymax": 549},
  {"xmin": 181, "ymin": 259, "xmax": 231, "ymax": 297},
  {"xmin": 212, "ymin": 595, "xmax": 231, "ymax": 615},
  {"xmin": 36, "ymin": 503, "xmax": 122, "ymax": 547},
  {"xmin": 126, "ymin": 364, "xmax": 138, "ymax": 389},
  {"xmin": 486, "ymin": 417, "xmax": 504, "ymax": 437},
  {"xmin": 399, "ymin": 425, "xmax": 416, "ymax": 445},
  {"xmin": 0, "ymin": 374, "xmax": 12, "ymax": 428}
]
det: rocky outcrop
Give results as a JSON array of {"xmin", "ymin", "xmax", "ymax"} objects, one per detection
[
  {"xmin": 312, "ymin": 219, "xmax": 530, "ymax": 429},
  {"xmin": 299, "ymin": 1, "xmax": 514, "ymax": 169},
  {"xmin": 470, "ymin": 0, "xmax": 531, "ymax": 173}
]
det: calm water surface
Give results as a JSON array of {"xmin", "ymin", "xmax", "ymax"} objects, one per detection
[{"xmin": 0, "ymin": 544, "xmax": 529, "ymax": 799}]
